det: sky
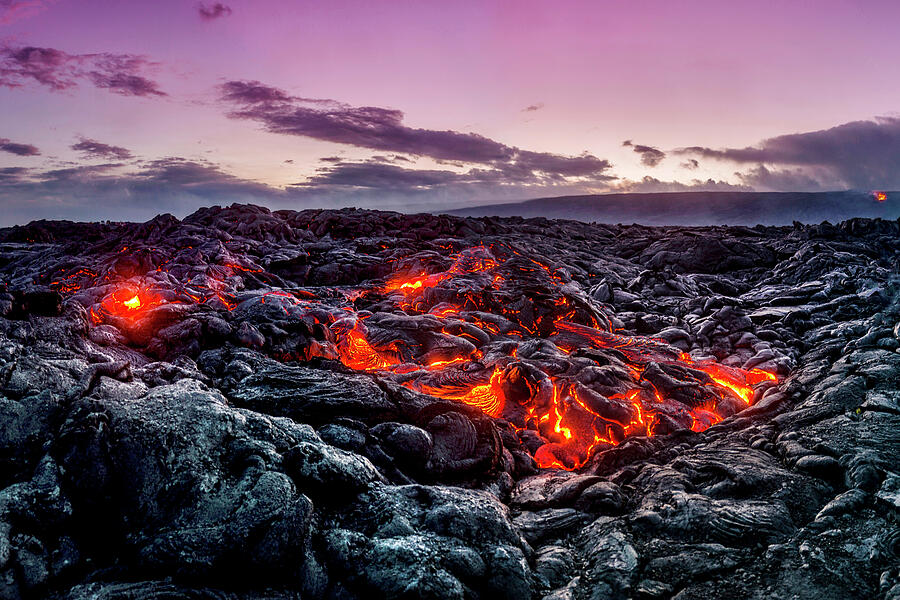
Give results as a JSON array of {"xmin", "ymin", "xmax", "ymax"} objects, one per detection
[{"xmin": 1, "ymin": 0, "xmax": 900, "ymax": 225}]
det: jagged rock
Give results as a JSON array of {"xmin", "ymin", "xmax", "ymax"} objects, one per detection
[{"xmin": 0, "ymin": 206, "xmax": 897, "ymax": 599}]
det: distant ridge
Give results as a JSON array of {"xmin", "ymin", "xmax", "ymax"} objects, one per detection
[{"xmin": 447, "ymin": 190, "xmax": 900, "ymax": 226}]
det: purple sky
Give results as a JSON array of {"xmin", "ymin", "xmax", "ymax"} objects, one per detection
[{"xmin": 1, "ymin": 0, "xmax": 899, "ymax": 224}]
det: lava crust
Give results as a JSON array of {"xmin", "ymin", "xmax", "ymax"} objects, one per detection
[{"xmin": 0, "ymin": 205, "xmax": 898, "ymax": 599}]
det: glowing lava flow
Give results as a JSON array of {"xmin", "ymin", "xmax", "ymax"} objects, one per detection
[
  {"xmin": 680, "ymin": 355, "xmax": 777, "ymax": 405},
  {"xmin": 418, "ymin": 367, "xmax": 505, "ymax": 417},
  {"xmin": 99, "ymin": 288, "xmax": 161, "ymax": 320},
  {"xmin": 77, "ymin": 244, "xmax": 780, "ymax": 471},
  {"xmin": 331, "ymin": 319, "xmax": 402, "ymax": 372},
  {"xmin": 340, "ymin": 247, "xmax": 778, "ymax": 468}
]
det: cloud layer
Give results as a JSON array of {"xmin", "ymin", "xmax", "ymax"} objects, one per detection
[
  {"xmin": 0, "ymin": 137, "xmax": 40, "ymax": 156},
  {"xmin": 623, "ymin": 140, "xmax": 666, "ymax": 167},
  {"xmin": 610, "ymin": 176, "xmax": 750, "ymax": 194},
  {"xmin": 677, "ymin": 116, "xmax": 900, "ymax": 190},
  {"xmin": 220, "ymin": 80, "xmax": 614, "ymax": 186},
  {"xmin": 0, "ymin": 0, "xmax": 54, "ymax": 25},
  {"xmin": 0, "ymin": 45, "xmax": 166, "ymax": 97},
  {"xmin": 0, "ymin": 158, "xmax": 283, "ymax": 225},
  {"xmin": 71, "ymin": 137, "xmax": 133, "ymax": 160},
  {"xmin": 197, "ymin": 2, "xmax": 232, "ymax": 20}
]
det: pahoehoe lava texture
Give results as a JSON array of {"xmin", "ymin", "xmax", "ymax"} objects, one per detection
[{"xmin": 0, "ymin": 205, "xmax": 898, "ymax": 599}]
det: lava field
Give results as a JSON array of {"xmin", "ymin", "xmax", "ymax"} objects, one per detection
[{"xmin": 0, "ymin": 205, "xmax": 898, "ymax": 599}]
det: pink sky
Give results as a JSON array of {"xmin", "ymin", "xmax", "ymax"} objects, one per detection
[{"xmin": 1, "ymin": 0, "xmax": 899, "ymax": 223}]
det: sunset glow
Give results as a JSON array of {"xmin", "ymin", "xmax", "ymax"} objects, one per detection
[{"xmin": 1, "ymin": 0, "xmax": 899, "ymax": 225}]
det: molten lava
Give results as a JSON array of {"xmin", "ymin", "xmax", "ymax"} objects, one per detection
[
  {"xmin": 100, "ymin": 288, "xmax": 161, "ymax": 320},
  {"xmin": 76, "ymin": 244, "xmax": 779, "ymax": 471},
  {"xmin": 417, "ymin": 366, "xmax": 505, "ymax": 417},
  {"xmin": 123, "ymin": 295, "xmax": 141, "ymax": 310},
  {"xmin": 332, "ymin": 319, "xmax": 402, "ymax": 372},
  {"xmin": 875, "ymin": 191, "xmax": 887, "ymax": 202}
]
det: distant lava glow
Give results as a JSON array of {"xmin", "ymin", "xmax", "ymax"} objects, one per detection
[
  {"xmin": 80, "ymin": 246, "xmax": 780, "ymax": 471},
  {"xmin": 875, "ymin": 191, "xmax": 887, "ymax": 202}
]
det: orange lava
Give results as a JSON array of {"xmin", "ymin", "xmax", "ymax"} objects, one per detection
[
  {"xmin": 875, "ymin": 191, "xmax": 887, "ymax": 202},
  {"xmin": 418, "ymin": 366, "xmax": 505, "ymax": 417},
  {"xmin": 349, "ymin": 249, "xmax": 779, "ymax": 469},
  {"xmin": 100, "ymin": 288, "xmax": 161, "ymax": 319},
  {"xmin": 75, "ymin": 244, "xmax": 780, "ymax": 472},
  {"xmin": 691, "ymin": 362, "xmax": 776, "ymax": 404},
  {"xmin": 332, "ymin": 320, "xmax": 401, "ymax": 372},
  {"xmin": 690, "ymin": 406, "xmax": 723, "ymax": 432}
]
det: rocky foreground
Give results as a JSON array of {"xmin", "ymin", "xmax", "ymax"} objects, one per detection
[{"xmin": 0, "ymin": 205, "xmax": 898, "ymax": 600}]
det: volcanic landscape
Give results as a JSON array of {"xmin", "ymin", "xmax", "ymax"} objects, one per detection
[{"xmin": 0, "ymin": 204, "xmax": 898, "ymax": 599}]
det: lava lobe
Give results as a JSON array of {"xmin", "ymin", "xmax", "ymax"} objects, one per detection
[{"xmin": 77, "ymin": 242, "xmax": 778, "ymax": 470}]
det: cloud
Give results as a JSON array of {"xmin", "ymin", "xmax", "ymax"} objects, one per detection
[
  {"xmin": 220, "ymin": 79, "xmax": 324, "ymax": 105},
  {"xmin": 0, "ymin": 166, "xmax": 30, "ymax": 181},
  {"xmin": 610, "ymin": 176, "xmax": 751, "ymax": 193},
  {"xmin": 0, "ymin": 45, "xmax": 166, "ymax": 97},
  {"xmin": 622, "ymin": 140, "xmax": 665, "ymax": 167},
  {"xmin": 197, "ymin": 2, "xmax": 232, "ymax": 20},
  {"xmin": 680, "ymin": 158, "xmax": 699, "ymax": 170},
  {"xmin": 0, "ymin": 0, "xmax": 54, "ymax": 25},
  {"xmin": 0, "ymin": 147, "xmax": 615, "ymax": 226},
  {"xmin": 299, "ymin": 160, "xmax": 470, "ymax": 190},
  {"xmin": 0, "ymin": 158, "xmax": 283, "ymax": 226},
  {"xmin": 219, "ymin": 80, "xmax": 614, "ymax": 184},
  {"xmin": 0, "ymin": 138, "xmax": 40, "ymax": 156},
  {"xmin": 733, "ymin": 165, "xmax": 829, "ymax": 191},
  {"xmin": 522, "ymin": 102, "xmax": 545, "ymax": 113},
  {"xmin": 676, "ymin": 116, "xmax": 900, "ymax": 190},
  {"xmin": 297, "ymin": 157, "xmax": 589, "ymax": 190},
  {"xmin": 71, "ymin": 137, "xmax": 132, "ymax": 160}
]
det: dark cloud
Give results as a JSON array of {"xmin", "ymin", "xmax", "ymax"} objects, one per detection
[
  {"xmin": 223, "ymin": 83, "xmax": 510, "ymax": 163},
  {"xmin": 0, "ymin": 46, "xmax": 71, "ymax": 91},
  {"xmin": 0, "ymin": 45, "xmax": 166, "ymax": 97},
  {"xmin": 0, "ymin": 138, "xmax": 40, "ymax": 156},
  {"xmin": 71, "ymin": 137, "xmax": 132, "ymax": 160},
  {"xmin": 676, "ymin": 116, "xmax": 900, "ymax": 190},
  {"xmin": 369, "ymin": 154, "xmax": 416, "ymax": 164},
  {"xmin": 287, "ymin": 158, "xmax": 611, "ymax": 214},
  {"xmin": 32, "ymin": 162, "xmax": 124, "ymax": 183},
  {"xmin": 197, "ymin": 2, "xmax": 232, "ymax": 20},
  {"xmin": 301, "ymin": 156, "xmax": 614, "ymax": 194},
  {"xmin": 0, "ymin": 166, "xmax": 30, "ymax": 181},
  {"xmin": 0, "ymin": 158, "xmax": 282, "ymax": 226},
  {"xmin": 0, "ymin": 0, "xmax": 54, "ymax": 25},
  {"xmin": 734, "ymin": 165, "xmax": 828, "ymax": 191},
  {"xmin": 522, "ymin": 103, "xmax": 545, "ymax": 113},
  {"xmin": 622, "ymin": 140, "xmax": 665, "ymax": 167},
  {"xmin": 220, "ymin": 80, "xmax": 326, "ymax": 105},
  {"xmin": 134, "ymin": 158, "xmax": 271, "ymax": 191},
  {"xmin": 611, "ymin": 176, "xmax": 750, "ymax": 193},
  {"xmin": 219, "ymin": 80, "xmax": 614, "ymax": 184},
  {"xmin": 680, "ymin": 158, "xmax": 700, "ymax": 170},
  {"xmin": 0, "ymin": 148, "xmax": 613, "ymax": 226},
  {"xmin": 299, "ymin": 161, "xmax": 469, "ymax": 190}
]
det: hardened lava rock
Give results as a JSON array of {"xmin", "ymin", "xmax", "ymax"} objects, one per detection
[{"xmin": 0, "ymin": 205, "xmax": 897, "ymax": 599}]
